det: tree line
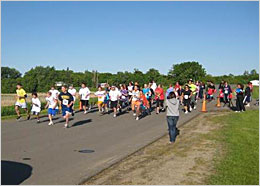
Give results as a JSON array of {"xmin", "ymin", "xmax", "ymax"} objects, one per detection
[{"xmin": 1, "ymin": 61, "xmax": 258, "ymax": 93}]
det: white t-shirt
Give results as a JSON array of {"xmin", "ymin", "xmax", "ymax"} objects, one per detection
[
  {"xmin": 109, "ymin": 90, "xmax": 121, "ymax": 101},
  {"xmin": 79, "ymin": 87, "xmax": 90, "ymax": 100},
  {"xmin": 132, "ymin": 90, "xmax": 140, "ymax": 101},
  {"xmin": 49, "ymin": 89, "xmax": 59, "ymax": 99},
  {"xmin": 31, "ymin": 98, "xmax": 41, "ymax": 113},
  {"xmin": 128, "ymin": 86, "xmax": 133, "ymax": 95},
  {"xmin": 46, "ymin": 97, "xmax": 58, "ymax": 109},
  {"xmin": 68, "ymin": 88, "xmax": 77, "ymax": 100},
  {"xmin": 95, "ymin": 90, "xmax": 106, "ymax": 102},
  {"xmin": 151, "ymin": 83, "xmax": 157, "ymax": 91}
]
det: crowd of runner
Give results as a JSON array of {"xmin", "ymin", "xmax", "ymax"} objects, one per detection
[{"xmin": 14, "ymin": 80, "xmax": 254, "ymax": 131}]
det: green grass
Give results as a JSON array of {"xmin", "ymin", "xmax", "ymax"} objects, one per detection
[
  {"xmin": 208, "ymin": 109, "xmax": 259, "ymax": 185},
  {"xmin": 252, "ymin": 86, "xmax": 259, "ymax": 99},
  {"xmin": 1, "ymin": 97, "xmax": 98, "ymax": 120}
]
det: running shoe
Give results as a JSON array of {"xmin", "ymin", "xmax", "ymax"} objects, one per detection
[
  {"xmin": 136, "ymin": 117, "xmax": 139, "ymax": 120},
  {"xmin": 16, "ymin": 116, "xmax": 21, "ymax": 121},
  {"xmin": 133, "ymin": 113, "xmax": 136, "ymax": 117},
  {"xmin": 72, "ymin": 112, "xmax": 75, "ymax": 116},
  {"xmin": 48, "ymin": 121, "xmax": 54, "ymax": 126},
  {"xmin": 113, "ymin": 114, "xmax": 117, "ymax": 118},
  {"xmin": 84, "ymin": 111, "xmax": 88, "ymax": 114},
  {"xmin": 194, "ymin": 106, "xmax": 196, "ymax": 110},
  {"xmin": 37, "ymin": 120, "xmax": 40, "ymax": 123},
  {"xmin": 185, "ymin": 111, "xmax": 188, "ymax": 114},
  {"xmin": 64, "ymin": 124, "xmax": 69, "ymax": 128}
]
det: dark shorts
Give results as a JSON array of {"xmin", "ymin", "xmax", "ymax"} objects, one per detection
[
  {"xmin": 156, "ymin": 99, "xmax": 164, "ymax": 107},
  {"xmin": 62, "ymin": 107, "xmax": 73, "ymax": 116},
  {"xmin": 183, "ymin": 99, "xmax": 190, "ymax": 107},
  {"xmin": 245, "ymin": 95, "xmax": 251, "ymax": 103},
  {"xmin": 81, "ymin": 100, "xmax": 89, "ymax": 107},
  {"xmin": 110, "ymin": 101, "xmax": 118, "ymax": 108},
  {"xmin": 48, "ymin": 108, "xmax": 59, "ymax": 116}
]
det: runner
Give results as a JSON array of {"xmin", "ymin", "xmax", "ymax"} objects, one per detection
[
  {"xmin": 155, "ymin": 84, "xmax": 165, "ymax": 114},
  {"xmin": 151, "ymin": 80, "xmax": 157, "ymax": 92},
  {"xmin": 148, "ymin": 83, "xmax": 155, "ymax": 107},
  {"xmin": 127, "ymin": 82, "xmax": 134, "ymax": 100},
  {"xmin": 244, "ymin": 82, "xmax": 252, "ymax": 107},
  {"xmin": 165, "ymin": 91, "xmax": 180, "ymax": 144},
  {"xmin": 119, "ymin": 85, "xmax": 128, "ymax": 111},
  {"xmin": 218, "ymin": 80, "xmax": 225, "ymax": 90},
  {"xmin": 199, "ymin": 82, "xmax": 205, "ymax": 100},
  {"xmin": 139, "ymin": 90, "xmax": 151, "ymax": 116},
  {"xmin": 78, "ymin": 83, "xmax": 91, "ymax": 114},
  {"xmin": 235, "ymin": 84, "xmax": 245, "ymax": 112},
  {"xmin": 68, "ymin": 85, "xmax": 77, "ymax": 116},
  {"xmin": 103, "ymin": 90, "xmax": 110, "ymax": 113},
  {"xmin": 166, "ymin": 84, "xmax": 174, "ymax": 98},
  {"xmin": 181, "ymin": 85, "xmax": 192, "ymax": 114},
  {"xmin": 207, "ymin": 81, "xmax": 216, "ymax": 101},
  {"xmin": 15, "ymin": 83, "xmax": 30, "ymax": 121},
  {"xmin": 221, "ymin": 81, "xmax": 232, "ymax": 107},
  {"xmin": 45, "ymin": 91, "xmax": 59, "ymax": 126},
  {"xmin": 188, "ymin": 80, "xmax": 197, "ymax": 110},
  {"xmin": 95, "ymin": 87, "xmax": 106, "ymax": 113},
  {"xmin": 58, "ymin": 85, "xmax": 74, "ymax": 128},
  {"xmin": 143, "ymin": 84, "xmax": 152, "ymax": 111},
  {"xmin": 30, "ymin": 92, "xmax": 41, "ymax": 123},
  {"xmin": 130, "ymin": 85, "xmax": 141, "ymax": 120},
  {"xmin": 109, "ymin": 86, "xmax": 121, "ymax": 118},
  {"xmin": 49, "ymin": 86, "xmax": 60, "ymax": 99}
]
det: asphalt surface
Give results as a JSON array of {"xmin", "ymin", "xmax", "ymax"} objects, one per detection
[{"xmin": 1, "ymin": 98, "xmax": 232, "ymax": 185}]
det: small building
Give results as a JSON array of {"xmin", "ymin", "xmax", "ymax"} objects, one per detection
[
  {"xmin": 55, "ymin": 81, "xmax": 64, "ymax": 87},
  {"xmin": 250, "ymin": 80, "xmax": 259, "ymax": 86}
]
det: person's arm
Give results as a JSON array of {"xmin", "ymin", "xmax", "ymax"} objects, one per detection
[
  {"xmin": 45, "ymin": 101, "xmax": 49, "ymax": 109},
  {"xmin": 67, "ymin": 95, "xmax": 74, "ymax": 108},
  {"xmin": 53, "ymin": 99, "xmax": 58, "ymax": 109}
]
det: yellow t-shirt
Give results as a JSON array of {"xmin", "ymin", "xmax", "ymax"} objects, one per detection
[{"xmin": 16, "ymin": 88, "xmax": 26, "ymax": 103}]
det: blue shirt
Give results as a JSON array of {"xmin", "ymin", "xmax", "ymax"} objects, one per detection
[
  {"xmin": 142, "ymin": 88, "xmax": 150, "ymax": 99},
  {"xmin": 166, "ymin": 87, "xmax": 174, "ymax": 97}
]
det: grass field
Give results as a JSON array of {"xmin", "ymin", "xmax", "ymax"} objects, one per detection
[{"xmin": 208, "ymin": 109, "xmax": 259, "ymax": 185}]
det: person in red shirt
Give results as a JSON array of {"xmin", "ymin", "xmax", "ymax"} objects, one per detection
[{"xmin": 155, "ymin": 84, "xmax": 165, "ymax": 114}]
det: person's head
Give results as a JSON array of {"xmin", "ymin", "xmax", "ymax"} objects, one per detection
[
  {"xmin": 61, "ymin": 85, "xmax": 67, "ymax": 93},
  {"xmin": 98, "ymin": 86, "xmax": 102, "ymax": 91},
  {"xmin": 169, "ymin": 84, "xmax": 172, "ymax": 88},
  {"xmin": 144, "ymin": 84, "xmax": 148, "ymax": 88},
  {"xmin": 167, "ymin": 91, "xmax": 176, "ymax": 99},
  {"xmin": 123, "ymin": 84, "xmax": 126, "ymax": 89},
  {"xmin": 158, "ymin": 84, "xmax": 161, "ymax": 88},
  {"xmin": 134, "ymin": 85, "xmax": 138, "ymax": 91},
  {"xmin": 224, "ymin": 81, "xmax": 228, "ymax": 86},
  {"xmin": 129, "ymin": 82, "xmax": 132, "ymax": 86},
  {"xmin": 248, "ymin": 82, "xmax": 252, "ymax": 86},
  {"xmin": 221, "ymin": 80, "xmax": 224, "ymax": 84},
  {"xmin": 140, "ymin": 90, "xmax": 144, "ymax": 95},
  {"xmin": 111, "ymin": 86, "xmax": 115, "ymax": 91},
  {"xmin": 176, "ymin": 81, "xmax": 179, "ymax": 85},
  {"xmin": 51, "ymin": 86, "xmax": 55, "ymax": 90},
  {"xmin": 185, "ymin": 85, "xmax": 189, "ymax": 90},
  {"xmin": 47, "ymin": 91, "xmax": 52, "ymax": 97},
  {"xmin": 32, "ymin": 92, "xmax": 38, "ymax": 98},
  {"xmin": 69, "ymin": 85, "xmax": 73, "ymax": 89},
  {"xmin": 120, "ymin": 85, "xmax": 124, "ymax": 90},
  {"xmin": 134, "ymin": 82, "xmax": 139, "ymax": 86},
  {"xmin": 16, "ymin": 83, "xmax": 22, "ymax": 89},
  {"xmin": 237, "ymin": 84, "xmax": 241, "ymax": 88},
  {"xmin": 81, "ymin": 83, "xmax": 86, "ymax": 88}
]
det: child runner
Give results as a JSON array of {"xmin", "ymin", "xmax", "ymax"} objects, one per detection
[
  {"xmin": 31, "ymin": 92, "xmax": 41, "ymax": 123},
  {"xmin": 166, "ymin": 84, "xmax": 174, "ymax": 98},
  {"xmin": 181, "ymin": 85, "xmax": 192, "ymax": 114},
  {"xmin": 68, "ymin": 85, "xmax": 77, "ymax": 116},
  {"xmin": 45, "ymin": 92, "xmax": 59, "ymax": 125},
  {"xmin": 103, "ymin": 90, "xmax": 110, "ymax": 113},
  {"xmin": 188, "ymin": 80, "xmax": 197, "ymax": 110},
  {"xmin": 109, "ymin": 86, "xmax": 121, "ymax": 118},
  {"xmin": 15, "ymin": 83, "xmax": 30, "ymax": 121},
  {"xmin": 235, "ymin": 84, "xmax": 245, "ymax": 112},
  {"xmin": 155, "ymin": 84, "xmax": 165, "ymax": 114},
  {"xmin": 165, "ymin": 91, "xmax": 179, "ymax": 144},
  {"xmin": 49, "ymin": 86, "xmax": 60, "ymax": 99},
  {"xmin": 221, "ymin": 81, "xmax": 232, "ymax": 107},
  {"xmin": 95, "ymin": 87, "xmax": 106, "ymax": 113},
  {"xmin": 78, "ymin": 83, "xmax": 90, "ymax": 114},
  {"xmin": 58, "ymin": 85, "xmax": 74, "ymax": 128},
  {"xmin": 130, "ymin": 85, "xmax": 141, "ymax": 120},
  {"xmin": 140, "ymin": 90, "xmax": 150, "ymax": 116}
]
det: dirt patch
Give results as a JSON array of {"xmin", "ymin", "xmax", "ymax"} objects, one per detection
[{"xmin": 84, "ymin": 112, "xmax": 228, "ymax": 185}]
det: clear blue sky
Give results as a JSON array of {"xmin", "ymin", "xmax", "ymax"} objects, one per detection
[{"xmin": 2, "ymin": 1, "xmax": 259, "ymax": 76}]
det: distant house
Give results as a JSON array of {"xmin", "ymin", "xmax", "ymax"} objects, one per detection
[
  {"xmin": 55, "ymin": 81, "xmax": 64, "ymax": 87},
  {"xmin": 250, "ymin": 80, "xmax": 259, "ymax": 86},
  {"xmin": 100, "ymin": 83, "xmax": 107, "ymax": 88}
]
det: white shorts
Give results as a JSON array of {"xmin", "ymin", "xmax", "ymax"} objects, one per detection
[{"xmin": 15, "ymin": 102, "xmax": 27, "ymax": 109}]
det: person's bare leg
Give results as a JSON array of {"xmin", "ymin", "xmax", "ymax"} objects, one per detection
[{"xmin": 15, "ymin": 106, "xmax": 20, "ymax": 117}]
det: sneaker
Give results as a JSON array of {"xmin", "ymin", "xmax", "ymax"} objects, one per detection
[
  {"xmin": 72, "ymin": 112, "xmax": 75, "ymax": 116},
  {"xmin": 84, "ymin": 111, "xmax": 88, "ymax": 114},
  {"xmin": 48, "ymin": 121, "xmax": 54, "ymax": 126},
  {"xmin": 133, "ymin": 113, "xmax": 136, "ymax": 117},
  {"xmin": 27, "ymin": 115, "xmax": 31, "ymax": 120},
  {"xmin": 235, "ymin": 111, "xmax": 240, "ymax": 113},
  {"xmin": 156, "ymin": 112, "xmax": 159, "ymax": 114},
  {"xmin": 185, "ymin": 111, "xmax": 188, "ymax": 114},
  {"xmin": 194, "ymin": 106, "xmax": 196, "ymax": 110},
  {"xmin": 64, "ymin": 124, "xmax": 69, "ymax": 128},
  {"xmin": 37, "ymin": 120, "xmax": 40, "ymax": 123},
  {"xmin": 113, "ymin": 114, "xmax": 117, "ymax": 118},
  {"xmin": 190, "ymin": 107, "xmax": 192, "ymax": 111},
  {"xmin": 136, "ymin": 117, "xmax": 139, "ymax": 120},
  {"xmin": 16, "ymin": 116, "xmax": 21, "ymax": 121}
]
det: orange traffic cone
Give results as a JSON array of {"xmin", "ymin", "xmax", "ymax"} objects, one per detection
[
  {"xmin": 201, "ymin": 94, "xmax": 207, "ymax": 112},
  {"xmin": 216, "ymin": 97, "xmax": 221, "ymax": 107},
  {"xmin": 79, "ymin": 101, "xmax": 83, "ymax": 111}
]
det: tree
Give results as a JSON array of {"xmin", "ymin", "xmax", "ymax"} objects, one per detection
[
  {"xmin": 1, "ymin": 67, "xmax": 21, "ymax": 79},
  {"xmin": 146, "ymin": 68, "xmax": 161, "ymax": 82},
  {"xmin": 168, "ymin": 61, "xmax": 206, "ymax": 84},
  {"xmin": 250, "ymin": 69, "xmax": 257, "ymax": 76},
  {"xmin": 243, "ymin": 70, "xmax": 249, "ymax": 76}
]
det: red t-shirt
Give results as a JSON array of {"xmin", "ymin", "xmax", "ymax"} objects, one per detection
[
  {"xmin": 155, "ymin": 87, "xmax": 164, "ymax": 100},
  {"xmin": 174, "ymin": 84, "xmax": 180, "ymax": 90}
]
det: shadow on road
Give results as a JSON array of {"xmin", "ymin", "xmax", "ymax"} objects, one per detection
[
  {"xmin": 71, "ymin": 119, "xmax": 92, "ymax": 127},
  {"xmin": 1, "ymin": 160, "xmax": 32, "ymax": 185}
]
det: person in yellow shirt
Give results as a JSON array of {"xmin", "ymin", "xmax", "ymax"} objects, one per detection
[
  {"xmin": 15, "ymin": 83, "xmax": 30, "ymax": 121},
  {"xmin": 188, "ymin": 79, "xmax": 197, "ymax": 110}
]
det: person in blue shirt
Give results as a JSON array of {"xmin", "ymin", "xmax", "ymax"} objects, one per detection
[
  {"xmin": 235, "ymin": 83, "xmax": 245, "ymax": 112},
  {"xmin": 166, "ymin": 84, "xmax": 174, "ymax": 98},
  {"xmin": 143, "ymin": 84, "xmax": 152, "ymax": 111}
]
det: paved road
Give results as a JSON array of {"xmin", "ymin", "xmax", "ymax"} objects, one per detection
[{"xmin": 2, "ymin": 98, "xmax": 223, "ymax": 185}]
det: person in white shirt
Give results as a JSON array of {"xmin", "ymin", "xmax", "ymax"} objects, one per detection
[
  {"xmin": 109, "ymin": 86, "xmax": 121, "ymax": 118},
  {"xmin": 78, "ymin": 83, "xmax": 91, "ymax": 114},
  {"xmin": 151, "ymin": 80, "xmax": 157, "ymax": 91},
  {"xmin": 45, "ymin": 92, "xmax": 58, "ymax": 126},
  {"xmin": 68, "ymin": 85, "xmax": 77, "ymax": 115},
  {"xmin": 49, "ymin": 86, "xmax": 60, "ymax": 99},
  {"xmin": 31, "ymin": 92, "xmax": 41, "ymax": 123},
  {"xmin": 128, "ymin": 82, "xmax": 134, "ymax": 100},
  {"xmin": 95, "ymin": 87, "xmax": 106, "ymax": 113},
  {"xmin": 130, "ymin": 85, "xmax": 141, "ymax": 120}
]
